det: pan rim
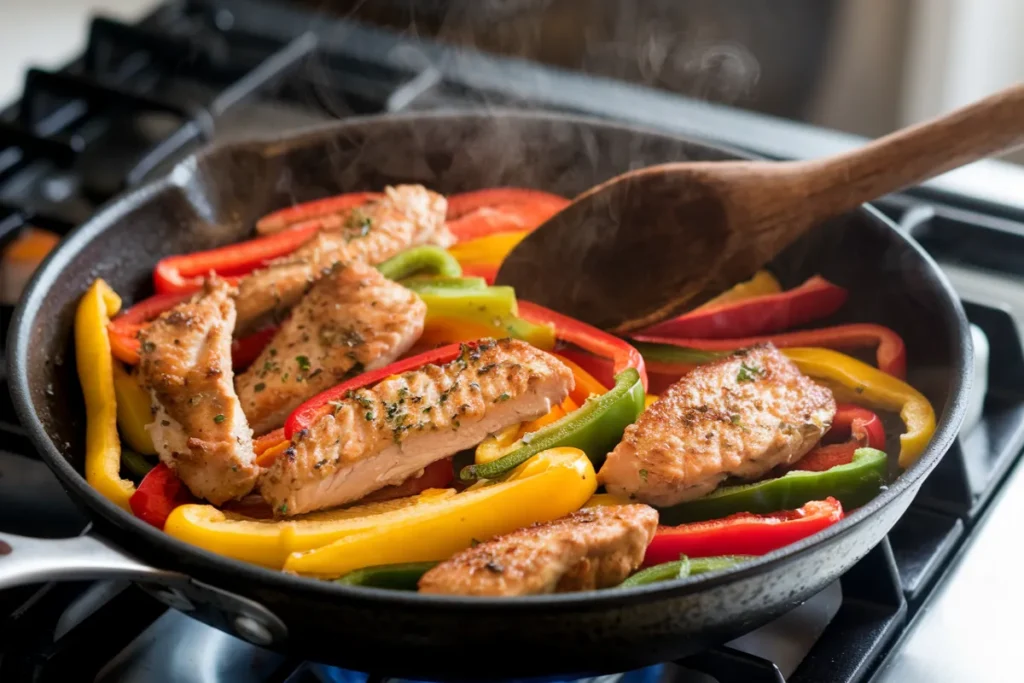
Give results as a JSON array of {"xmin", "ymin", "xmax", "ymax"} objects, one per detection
[{"xmin": 7, "ymin": 108, "xmax": 972, "ymax": 610}]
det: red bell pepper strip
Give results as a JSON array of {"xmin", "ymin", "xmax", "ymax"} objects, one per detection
[
  {"xmin": 459, "ymin": 263, "xmax": 499, "ymax": 285},
  {"xmin": 643, "ymin": 498, "xmax": 844, "ymax": 566},
  {"xmin": 109, "ymin": 292, "xmax": 279, "ymax": 367},
  {"xmin": 788, "ymin": 405, "xmax": 886, "ymax": 472},
  {"xmin": 637, "ymin": 276, "xmax": 848, "ymax": 340},
  {"xmin": 256, "ymin": 192, "xmax": 382, "ymax": 234},
  {"xmin": 129, "ymin": 463, "xmax": 195, "ymax": 529},
  {"xmin": 231, "ymin": 326, "xmax": 278, "ymax": 371},
  {"xmin": 284, "ymin": 342, "xmax": 471, "ymax": 438},
  {"xmin": 447, "ymin": 204, "xmax": 565, "ymax": 242},
  {"xmin": 153, "ymin": 222, "xmax": 320, "ymax": 295},
  {"xmin": 633, "ymin": 323, "xmax": 906, "ymax": 379},
  {"xmin": 446, "ymin": 188, "xmax": 568, "ymax": 220},
  {"xmin": 517, "ymin": 300, "xmax": 648, "ymax": 392}
]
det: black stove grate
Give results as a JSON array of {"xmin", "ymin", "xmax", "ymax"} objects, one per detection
[{"xmin": 2, "ymin": 1, "xmax": 1024, "ymax": 682}]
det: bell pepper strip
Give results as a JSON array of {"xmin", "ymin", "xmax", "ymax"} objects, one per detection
[
  {"xmin": 399, "ymin": 275, "xmax": 487, "ymax": 291},
  {"xmin": 282, "ymin": 447, "xmax": 596, "ymax": 577},
  {"xmin": 285, "ymin": 342, "xmax": 469, "ymax": 438},
  {"xmin": 551, "ymin": 352, "xmax": 609, "ymax": 406},
  {"xmin": 446, "ymin": 188, "xmax": 569, "ymax": 221},
  {"xmin": 644, "ymin": 395, "xmax": 658, "ymax": 410},
  {"xmin": 376, "ymin": 246, "xmax": 462, "ymax": 281},
  {"xmin": 121, "ymin": 449, "xmax": 157, "ymax": 478},
  {"xmin": 638, "ymin": 276, "xmax": 848, "ymax": 340},
  {"xmin": 153, "ymin": 222, "xmax": 320, "ymax": 295},
  {"xmin": 518, "ymin": 300, "xmax": 648, "ymax": 392},
  {"xmin": 76, "ymin": 279, "xmax": 136, "ymax": 511},
  {"xmin": 459, "ymin": 263, "xmax": 498, "ymax": 285},
  {"xmin": 620, "ymin": 555, "xmax": 755, "ymax": 587},
  {"xmin": 788, "ymin": 405, "xmax": 886, "ymax": 473},
  {"xmin": 461, "ymin": 367, "xmax": 644, "ymax": 480},
  {"xmin": 661, "ymin": 448, "xmax": 886, "ymax": 527},
  {"xmin": 255, "ymin": 440, "xmax": 291, "ymax": 468},
  {"xmin": 784, "ymin": 348, "xmax": 935, "ymax": 468},
  {"xmin": 695, "ymin": 270, "xmax": 782, "ymax": 311},
  {"xmin": 256, "ymin": 191, "xmax": 381, "ymax": 235},
  {"xmin": 111, "ymin": 362, "xmax": 156, "ymax": 455},
  {"xmin": 107, "ymin": 291, "xmax": 191, "ymax": 364},
  {"xmin": 129, "ymin": 463, "xmax": 196, "ymax": 529},
  {"xmin": 412, "ymin": 283, "xmax": 518, "ymax": 322},
  {"xmin": 474, "ymin": 395, "xmax": 579, "ymax": 466},
  {"xmin": 446, "ymin": 231, "xmax": 528, "ymax": 266},
  {"xmin": 335, "ymin": 562, "xmax": 439, "ymax": 590},
  {"xmin": 165, "ymin": 489, "xmax": 456, "ymax": 568},
  {"xmin": 634, "ymin": 323, "xmax": 907, "ymax": 379},
  {"xmin": 231, "ymin": 326, "xmax": 278, "ymax": 371},
  {"xmin": 644, "ymin": 498, "xmax": 844, "ymax": 565}
]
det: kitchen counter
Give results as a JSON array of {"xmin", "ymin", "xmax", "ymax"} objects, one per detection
[{"xmin": 0, "ymin": 0, "xmax": 158, "ymax": 104}]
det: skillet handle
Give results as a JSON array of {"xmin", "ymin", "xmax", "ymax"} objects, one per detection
[
  {"xmin": 0, "ymin": 531, "xmax": 288, "ymax": 646},
  {"xmin": 0, "ymin": 531, "xmax": 172, "ymax": 589}
]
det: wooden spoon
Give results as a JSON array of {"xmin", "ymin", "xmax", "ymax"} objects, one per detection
[{"xmin": 496, "ymin": 83, "xmax": 1024, "ymax": 333}]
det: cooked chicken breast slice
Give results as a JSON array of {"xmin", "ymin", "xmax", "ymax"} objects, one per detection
[
  {"xmin": 418, "ymin": 504, "xmax": 658, "ymax": 596},
  {"xmin": 260, "ymin": 338, "xmax": 574, "ymax": 516},
  {"xmin": 599, "ymin": 343, "xmax": 835, "ymax": 507},
  {"xmin": 137, "ymin": 278, "xmax": 260, "ymax": 505},
  {"xmin": 235, "ymin": 185, "xmax": 451, "ymax": 336},
  {"xmin": 236, "ymin": 262, "xmax": 426, "ymax": 435}
]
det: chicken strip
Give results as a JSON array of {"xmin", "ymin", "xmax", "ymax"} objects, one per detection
[
  {"xmin": 235, "ymin": 185, "xmax": 451, "ymax": 336},
  {"xmin": 137, "ymin": 278, "xmax": 260, "ymax": 505},
  {"xmin": 236, "ymin": 261, "xmax": 426, "ymax": 435},
  {"xmin": 260, "ymin": 338, "xmax": 574, "ymax": 516},
  {"xmin": 418, "ymin": 504, "xmax": 658, "ymax": 596},
  {"xmin": 599, "ymin": 344, "xmax": 835, "ymax": 507}
]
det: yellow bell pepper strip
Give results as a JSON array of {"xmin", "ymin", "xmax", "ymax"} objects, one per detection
[
  {"xmin": 76, "ymin": 279, "xmax": 136, "ymax": 511},
  {"xmin": 462, "ymin": 368, "xmax": 645, "ymax": 480},
  {"xmin": 446, "ymin": 230, "xmax": 528, "ymax": 266},
  {"xmin": 376, "ymin": 246, "xmax": 462, "ymax": 280},
  {"xmin": 783, "ymin": 347, "xmax": 936, "ymax": 468},
  {"xmin": 694, "ymin": 270, "xmax": 782, "ymax": 311},
  {"xmin": 165, "ymin": 490, "xmax": 457, "ymax": 568},
  {"xmin": 283, "ymin": 447, "xmax": 596, "ymax": 578},
  {"xmin": 644, "ymin": 394, "xmax": 658, "ymax": 410},
  {"xmin": 474, "ymin": 395, "xmax": 578, "ymax": 465},
  {"xmin": 111, "ymin": 362, "xmax": 156, "ymax": 455}
]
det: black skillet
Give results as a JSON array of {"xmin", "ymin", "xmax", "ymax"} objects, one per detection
[{"xmin": 1, "ymin": 111, "xmax": 971, "ymax": 680}]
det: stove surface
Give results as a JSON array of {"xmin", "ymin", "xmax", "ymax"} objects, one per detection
[{"xmin": 1, "ymin": 1, "xmax": 1023, "ymax": 681}]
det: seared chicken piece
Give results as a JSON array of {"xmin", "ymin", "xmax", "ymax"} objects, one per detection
[
  {"xmin": 235, "ymin": 185, "xmax": 451, "ymax": 336},
  {"xmin": 137, "ymin": 278, "xmax": 260, "ymax": 505},
  {"xmin": 260, "ymin": 338, "xmax": 573, "ymax": 516},
  {"xmin": 600, "ymin": 344, "xmax": 835, "ymax": 507},
  {"xmin": 418, "ymin": 504, "xmax": 658, "ymax": 596},
  {"xmin": 236, "ymin": 261, "xmax": 426, "ymax": 435}
]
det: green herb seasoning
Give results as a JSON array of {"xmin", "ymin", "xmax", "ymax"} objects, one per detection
[
  {"xmin": 736, "ymin": 363, "xmax": 764, "ymax": 383},
  {"xmin": 213, "ymin": 414, "xmax": 226, "ymax": 424}
]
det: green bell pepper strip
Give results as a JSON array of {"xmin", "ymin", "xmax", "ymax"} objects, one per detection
[
  {"xmin": 660, "ymin": 448, "xmax": 888, "ymax": 525},
  {"xmin": 413, "ymin": 285, "xmax": 518, "ymax": 323},
  {"xmin": 121, "ymin": 449, "xmax": 157, "ymax": 478},
  {"xmin": 400, "ymin": 276, "xmax": 487, "ymax": 291},
  {"xmin": 460, "ymin": 368, "xmax": 645, "ymax": 481},
  {"xmin": 376, "ymin": 246, "xmax": 462, "ymax": 280},
  {"xmin": 619, "ymin": 555, "xmax": 754, "ymax": 587},
  {"xmin": 334, "ymin": 561, "xmax": 439, "ymax": 590}
]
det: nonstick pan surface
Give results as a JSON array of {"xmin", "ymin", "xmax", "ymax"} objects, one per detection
[{"xmin": 5, "ymin": 111, "xmax": 971, "ymax": 680}]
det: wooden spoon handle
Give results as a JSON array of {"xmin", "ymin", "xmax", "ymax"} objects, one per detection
[{"xmin": 790, "ymin": 82, "xmax": 1024, "ymax": 214}]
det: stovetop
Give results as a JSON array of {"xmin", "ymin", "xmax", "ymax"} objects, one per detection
[{"xmin": 2, "ymin": 1, "xmax": 1024, "ymax": 681}]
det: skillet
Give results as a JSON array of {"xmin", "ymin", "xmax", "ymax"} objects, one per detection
[{"xmin": 1, "ymin": 111, "xmax": 971, "ymax": 680}]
